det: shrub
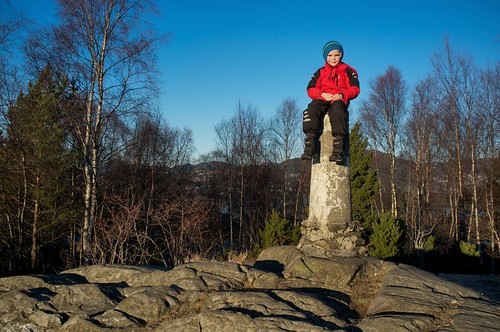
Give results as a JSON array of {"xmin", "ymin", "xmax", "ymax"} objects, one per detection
[
  {"xmin": 260, "ymin": 211, "xmax": 295, "ymax": 249},
  {"xmin": 459, "ymin": 241, "xmax": 480, "ymax": 257},
  {"xmin": 423, "ymin": 235, "xmax": 436, "ymax": 252},
  {"xmin": 350, "ymin": 122, "xmax": 379, "ymax": 232},
  {"xmin": 368, "ymin": 211, "xmax": 404, "ymax": 260},
  {"xmin": 290, "ymin": 224, "xmax": 301, "ymax": 244}
]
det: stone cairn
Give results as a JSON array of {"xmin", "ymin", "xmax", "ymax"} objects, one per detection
[{"xmin": 298, "ymin": 114, "xmax": 366, "ymax": 257}]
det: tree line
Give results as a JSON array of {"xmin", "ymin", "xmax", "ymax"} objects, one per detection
[
  {"xmin": 1, "ymin": 0, "xmax": 498, "ymax": 275},
  {"xmin": 357, "ymin": 42, "xmax": 499, "ymax": 271}
]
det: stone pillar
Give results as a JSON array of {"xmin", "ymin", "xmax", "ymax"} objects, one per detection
[{"xmin": 298, "ymin": 114, "xmax": 365, "ymax": 257}]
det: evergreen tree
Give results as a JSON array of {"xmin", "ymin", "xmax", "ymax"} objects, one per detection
[
  {"xmin": 260, "ymin": 211, "xmax": 295, "ymax": 249},
  {"xmin": 4, "ymin": 66, "xmax": 74, "ymax": 271},
  {"xmin": 368, "ymin": 211, "xmax": 405, "ymax": 260},
  {"xmin": 350, "ymin": 122, "xmax": 378, "ymax": 231}
]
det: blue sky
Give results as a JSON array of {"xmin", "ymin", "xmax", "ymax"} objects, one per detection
[{"xmin": 8, "ymin": 0, "xmax": 500, "ymax": 157}]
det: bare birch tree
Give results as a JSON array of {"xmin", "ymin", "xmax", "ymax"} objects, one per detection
[
  {"xmin": 233, "ymin": 102, "xmax": 267, "ymax": 248},
  {"xmin": 214, "ymin": 117, "xmax": 237, "ymax": 248},
  {"xmin": 44, "ymin": 0, "xmax": 162, "ymax": 264},
  {"xmin": 213, "ymin": 101, "xmax": 267, "ymax": 249},
  {"xmin": 431, "ymin": 39, "xmax": 466, "ymax": 241},
  {"xmin": 401, "ymin": 77, "xmax": 440, "ymax": 261},
  {"xmin": 478, "ymin": 63, "xmax": 499, "ymax": 253},
  {"xmin": 456, "ymin": 53, "xmax": 483, "ymax": 247},
  {"xmin": 359, "ymin": 66, "xmax": 407, "ymax": 218},
  {"xmin": 269, "ymin": 98, "xmax": 301, "ymax": 223}
]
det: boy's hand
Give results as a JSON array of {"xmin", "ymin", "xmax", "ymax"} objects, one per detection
[{"xmin": 321, "ymin": 92, "xmax": 344, "ymax": 102}]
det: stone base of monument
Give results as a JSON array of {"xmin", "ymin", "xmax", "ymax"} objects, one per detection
[
  {"xmin": 297, "ymin": 114, "xmax": 366, "ymax": 258},
  {"xmin": 298, "ymin": 220, "xmax": 366, "ymax": 257}
]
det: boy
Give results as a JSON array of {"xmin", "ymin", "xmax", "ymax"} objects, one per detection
[{"xmin": 301, "ymin": 41, "xmax": 360, "ymax": 163}]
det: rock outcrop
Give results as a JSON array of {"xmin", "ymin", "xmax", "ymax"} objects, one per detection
[{"xmin": 0, "ymin": 246, "xmax": 498, "ymax": 331}]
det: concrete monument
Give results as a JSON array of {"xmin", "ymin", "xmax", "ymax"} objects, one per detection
[{"xmin": 298, "ymin": 114, "xmax": 365, "ymax": 257}]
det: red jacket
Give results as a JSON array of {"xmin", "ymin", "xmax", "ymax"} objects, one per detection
[{"xmin": 307, "ymin": 62, "xmax": 360, "ymax": 105}]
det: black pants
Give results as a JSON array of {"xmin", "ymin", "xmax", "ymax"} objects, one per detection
[{"xmin": 302, "ymin": 100, "xmax": 348, "ymax": 137}]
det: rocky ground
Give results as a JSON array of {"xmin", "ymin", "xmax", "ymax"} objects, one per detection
[{"xmin": 0, "ymin": 246, "xmax": 498, "ymax": 331}]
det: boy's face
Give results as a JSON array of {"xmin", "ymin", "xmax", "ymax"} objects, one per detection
[{"xmin": 326, "ymin": 50, "xmax": 342, "ymax": 66}]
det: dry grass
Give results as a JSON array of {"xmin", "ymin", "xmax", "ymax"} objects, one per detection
[
  {"xmin": 185, "ymin": 253, "xmax": 207, "ymax": 263},
  {"xmin": 227, "ymin": 251, "xmax": 252, "ymax": 264}
]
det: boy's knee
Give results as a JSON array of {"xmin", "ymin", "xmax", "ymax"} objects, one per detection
[{"xmin": 329, "ymin": 100, "xmax": 347, "ymax": 112}]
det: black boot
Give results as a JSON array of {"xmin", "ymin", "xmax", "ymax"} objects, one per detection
[
  {"xmin": 329, "ymin": 135, "xmax": 345, "ymax": 162},
  {"xmin": 301, "ymin": 135, "xmax": 315, "ymax": 160}
]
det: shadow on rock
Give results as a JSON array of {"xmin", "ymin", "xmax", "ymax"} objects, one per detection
[{"xmin": 253, "ymin": 260, "xmax": 286, "ymax": 275}]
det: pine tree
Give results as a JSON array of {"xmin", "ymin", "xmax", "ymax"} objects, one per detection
[
  {"xmin": 350, "ymin": 122, "xmax": 378, "ymax": 231},
  {"xmin": 5, "ymin": 66, "xmax": 73, "ymax": 270},
  {"xmin": 260, "ymin": 211, "xmax": 294, "ymax": 249},
  {"xmin": 368, "ymin": 211, "xmax": 405, "ymax": 260}
]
